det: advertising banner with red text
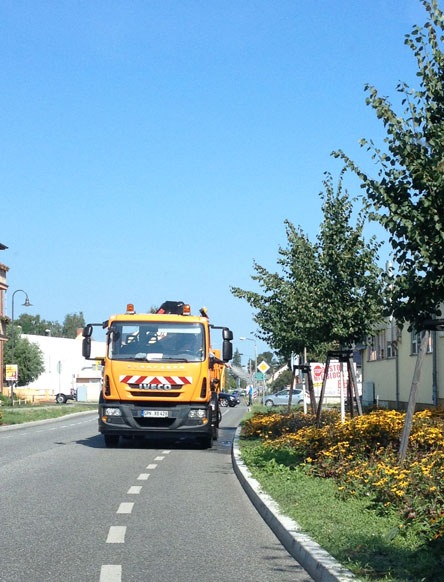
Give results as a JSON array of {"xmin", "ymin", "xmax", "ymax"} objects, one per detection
[{"xmin": 310, "ymin": 361, "xmax": 362, "ymax": 397}]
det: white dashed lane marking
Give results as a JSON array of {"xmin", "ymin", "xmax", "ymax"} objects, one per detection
[
  {"xmin": 106, "ymin": 526, "xmax": 126, "ymax": 544},
  {"xmin": 100, "ymin": 565, "xmax": 122, "ymax": 582},
  {"xmin": 100, "ymin": 452, "xmax": 170, "ymax": 579},
  {"xmin": 127, "ymin": 486, "xmax": 142, "ymax": 494},
  {"xmin": 117, "ymin": 503, "xmax": 134, "ymax": 514}
]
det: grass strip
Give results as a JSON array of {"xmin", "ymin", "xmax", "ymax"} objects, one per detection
[
  {"xmin": 240, "ymin": 439, "xmax": 443, "ymax": 582},
  {"xmin": 0, "ymin": 404, "xmax": 97, "ymax": 425}
]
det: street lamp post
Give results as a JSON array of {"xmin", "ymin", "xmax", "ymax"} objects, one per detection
[
  {"xmin": 10, "ymin": 289, "xmax": 32, "ymax": 407},
  {"xmin": 240, "ymin": 336, "xmax": 257, "ymax": 388}
]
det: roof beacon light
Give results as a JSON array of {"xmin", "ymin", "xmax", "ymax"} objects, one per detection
[
  {"xmin": 183, "ymin": 304, "xmax": 191, "ymax": 315},
  {"xmin": 126, "ymin": 303, "xmax": 135, "ymax": 314}
]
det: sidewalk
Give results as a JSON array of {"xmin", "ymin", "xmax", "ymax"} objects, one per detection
[{"xmin": 232, "ymin": 426, "xmax": 357, "ymax": 582}]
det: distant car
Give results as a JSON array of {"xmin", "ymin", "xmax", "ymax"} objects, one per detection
[
  {"xmin": 218, "ymin": 392, "xmax": 238, "ymax": 407},
  {"xmin": 231, "ymin": 391, "xmax": 241, "ymax": 404},
  {"xmin": 264, "ymin": 387, "xmax": 308, "ymax": 408},
  {"xmin": 55, "ymin": 390, "xmax": 77, "ymax": 404}
]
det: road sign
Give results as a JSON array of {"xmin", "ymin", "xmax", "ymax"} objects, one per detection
[
  {"xmin": 5, "ymin": 364, "xmax": 18, "ymax": 382},
  {"xmin": 257, "ymin": 360, "xmax": 270, "ymax": 374},
  {"xmin": 254, "ymin": 372, "xmax": 265, "ymax": 380}
]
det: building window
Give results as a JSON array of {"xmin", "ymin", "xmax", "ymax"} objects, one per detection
[
  {"xmin": 386, "ymin": 341, "xmax": 395, "ymax": 358},
  {"xmin": 411, "ymin": 330, "xmax": 432, "ymax": 355},
  {"xmin": 368, "ymin": 331, "xmax": 386, "ymax": 361}
]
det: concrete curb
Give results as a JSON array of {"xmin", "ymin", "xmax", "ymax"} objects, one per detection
[
  {"xmin": 0, "ymin": 409, "xmax": 96, "ymax": 432},
  {"xmin": 232, "ymin": 426, "xmax": 357, "ymax": 582}
]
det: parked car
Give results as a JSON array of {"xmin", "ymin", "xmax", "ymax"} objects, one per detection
[
  {"xmin": 264, "ymin": 387, "xmax": 308, "ymax": 408},
  {"xmin": 55, "ymin": 389, "xmax": 77, "ymax": 404},
  {"xmin": 231, "ymin": 391, "xmax": 241, "ymax": 404},
  {"xmin": 218, "ymin": 392, "xmax": 238, "ymax": 407}
]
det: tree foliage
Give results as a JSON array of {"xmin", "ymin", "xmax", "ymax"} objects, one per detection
[
  {"xmin": 14, "ymin": 311, "xmax": 85, "ymax": 338},
  {"xmin": 269, "ymin": 369, "xmax": 293, "ymax": 391},
  {"xmin": 62, "ymin": 312, "xmax": 85, "ymax": 338},
  {"xmin": 231, "ymin": 172, "xmax": 384, "ymax": 359},
  {"xmin": 15, "ymin": 313, "xmax": 62, "ymax": 337},
  {"xmin": 3, "ymin": 325, "xmax": 44, "ymax": 386},
  {"xmin": 335, "ymin": 0, "xmax": 444, "ymax": 329}
]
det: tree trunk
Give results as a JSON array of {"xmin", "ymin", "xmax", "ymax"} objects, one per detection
[
  {"xmin": 306, "ymin": 368, "xmax": 317, "ymax": 415},
  {"xmin": 399, "ymin": 331, "xmax": 430, "ymax": 463},
  {"xmin": 316, "ymin": 356, "xmax": 331, "ymax": 427}
]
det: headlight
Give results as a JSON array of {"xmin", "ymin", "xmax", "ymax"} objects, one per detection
[
  {"xmin": 104, "ymin": 407, "xmax": 122, "ymax": 416},
  {"xmin": 188, "ymin": 409, "xmax": 206, "ymax": 419}
]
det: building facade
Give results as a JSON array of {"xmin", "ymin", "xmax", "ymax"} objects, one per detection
[
  {"xmin": 361, "ymin": 308, "xmax": 444, "ymax": 409},
  {"xmin": 0, "ymin": 243, "xmax": 9, "ymax": 396}
]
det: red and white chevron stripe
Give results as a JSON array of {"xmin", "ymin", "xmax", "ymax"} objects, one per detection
[{"xmin": 119, "ymin": 375, "xmax": 192, "ymax": 386}]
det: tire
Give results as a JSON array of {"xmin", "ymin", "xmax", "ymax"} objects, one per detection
[
  {"xmin": 265, "ymin": 400, "xmax": 274, "ymax": 408},
  {"xmin": 104, "ymin": 435, "xmax": 120, "ymax": 448},
  {"xmin": 200, "ymin": 435, "xmax": 213, "ymax": 449},
  {"xmin": 55, "ymin": 394, "xmax": 66, "ymax": 404},
  {"xmin": 219, "ymin": 398, "xmax": 228, "ymax": 407}
]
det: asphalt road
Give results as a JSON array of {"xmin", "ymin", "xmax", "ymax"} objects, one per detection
[{"xmin": 0, "ymin": 405, "xmax": 313, "ymax": 582}]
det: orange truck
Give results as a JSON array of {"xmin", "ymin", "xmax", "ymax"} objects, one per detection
[{"xmin": 82, "ymin": 301, "xmax": 233, "ymax": 448}]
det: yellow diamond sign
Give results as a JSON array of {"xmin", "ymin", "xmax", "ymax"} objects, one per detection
[{"xmin": 258, "ymin": 360, "xmax": 270, "ymax": 374}]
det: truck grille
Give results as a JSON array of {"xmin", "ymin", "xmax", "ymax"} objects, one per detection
[
  {"xmin": 134, "ymin": 418, "xmax": 175, "ymax": 428},
  {"xmin": 129, "ymin": 390, "xmax": 181, "ymax": 398}
]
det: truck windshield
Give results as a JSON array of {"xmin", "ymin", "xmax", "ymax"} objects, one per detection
[{"xmin": 108, "ymin": 322, "xmax": 205, "ymax": 363}]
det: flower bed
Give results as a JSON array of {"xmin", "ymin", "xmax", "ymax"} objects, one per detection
[{"xmin": 241, "ymin": 408, "xmax": 444, "ymax": 543}]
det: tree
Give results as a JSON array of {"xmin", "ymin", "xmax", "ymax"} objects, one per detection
[
  {"xmin": 3, "ymin": 324, "xmax": 44, "ymax": 386},
  {"xmin": 15, "ymin": 313, "xmax": 62, "ymax": 337},
  {"xmin": 232, "ymin": 348, "xmax": 242, "ymax": 368},
  {"xmin": 231, "ymin": 172, "xmax": 384, "ymax": 361},
  {"xmin": 269, "ymin": 369, "xmax": 293, "ymax": 391},
  {"xmin": 62, "ymin": 312, "xmax": 85, "ymax": 338},
  {"xmin": 231, "ymin": 223, "xmax": 323, "ymax": 359},
  {"xmin": 336, "ymin": 0, "xmax": 444, "ymax": 330},
  {"xmin": 335, "ymin": 0, "xmax": 444, "ymax": 460}
]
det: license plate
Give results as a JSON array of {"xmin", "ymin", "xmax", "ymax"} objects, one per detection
[{"xmin": 141, "ymin": 410, "xmax": 169, "ymax": 418}]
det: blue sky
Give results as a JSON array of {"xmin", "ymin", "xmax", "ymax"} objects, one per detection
[{"xmin": 1, "ymin": 0, "xmax": 426, "ymax": 360}]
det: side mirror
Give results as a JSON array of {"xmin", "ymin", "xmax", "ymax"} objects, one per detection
[
  {"xmin": 82, "ymin": 337, "xmax": 91, "ymax": 359},
  {"xmin": 222, "ymin": 339, "xmax": 233, "ymax": 362},
  {"xmin": 83, "ymin": 324, "xmax": 93, "ymax": 338},
  {"xmin": 223, "ymin": 328, "xmax": 233, "ymax": 341}
]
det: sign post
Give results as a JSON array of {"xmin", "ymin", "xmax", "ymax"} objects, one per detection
[{"xmin": 257, "ymin": 361, "xmax": 270, "ymax": 405}]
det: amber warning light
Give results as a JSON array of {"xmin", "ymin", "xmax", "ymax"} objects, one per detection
[
  {"xmin": 126, "ymin": 303, "xmax": 135, "ymax": 314},
  {"xmin": 183, "ymin": 304, "xmax": 191, "ymax": 315}
]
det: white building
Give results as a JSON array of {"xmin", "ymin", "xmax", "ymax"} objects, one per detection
[{"xmin": 19, "ymin": 332, "xmax": 106, "ymax": 403}]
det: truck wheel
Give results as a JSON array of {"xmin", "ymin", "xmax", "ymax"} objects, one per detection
[
  {"xmin": 55, "ymin": 394, "xmax": 66, "ymax": 404},
  {"xmin": 200, "ymin": 435, "xmax": 213, "ymax": 449},
  {"xmin": 104, "ymin": 435, "xmax": 120, "ymax": 448}
]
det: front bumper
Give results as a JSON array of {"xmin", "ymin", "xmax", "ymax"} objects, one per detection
[{"xmin": 98, "ymin": 400, "xmax": 212, "ymax": 439}]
